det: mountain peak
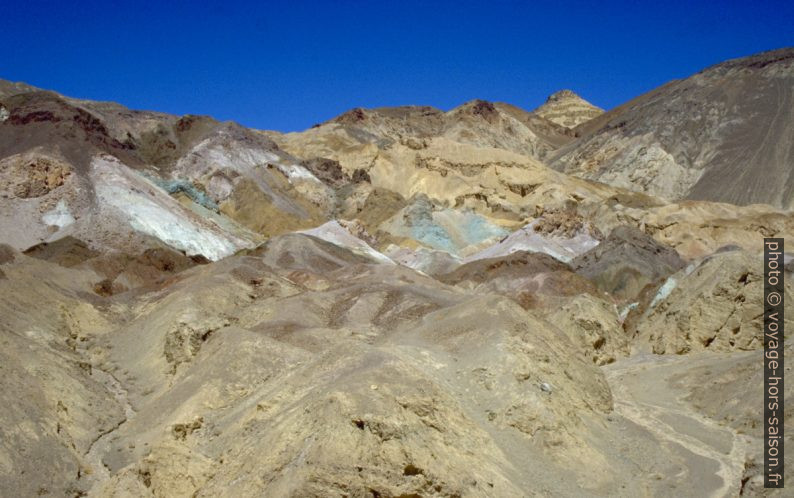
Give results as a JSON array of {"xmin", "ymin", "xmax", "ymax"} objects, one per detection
[
  {"xmin": 545, "ymin": 89, "xmax": 583, "ymax": 102},
  {"xmin": 534, "ymin": 89, "xmax": 603, "ymax": 129}
]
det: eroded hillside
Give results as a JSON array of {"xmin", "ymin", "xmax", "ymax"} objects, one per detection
[{"xmin": 1, "ymin": 47, "xmax": 792, "ymax": 497}]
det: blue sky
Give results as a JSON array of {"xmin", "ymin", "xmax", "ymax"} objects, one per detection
[{"xmin": 2, "ymin": 1, "xmax": 792, "ymax": 131}]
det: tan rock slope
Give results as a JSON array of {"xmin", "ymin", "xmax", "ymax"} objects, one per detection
[
  {"xmin": 4, "ymin": 238, "xmax": 782, "ymax": 497},
  {"xmin": 552, "ymin": 48, "xmax": 794, "ymax": 208},
  {"xmin": 270, "ymin": 99, "xmax": 575, "ymax": 162},
  {"xmin": 630, "ymin": 248, "xmax": 793, "ymax": 355}
]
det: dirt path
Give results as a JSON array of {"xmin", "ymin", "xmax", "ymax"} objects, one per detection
[{"xmin": 604, "ymin": 354, "xmax": 749, "ymax": 498}]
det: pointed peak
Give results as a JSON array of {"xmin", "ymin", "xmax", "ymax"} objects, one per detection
[
  {"xmin": 535, "ymin": 90, "xmax": 603, "ymax": 129},
  {"xmin": 545, "ymin": 89, "xmax": 586, "ymax": 103}
]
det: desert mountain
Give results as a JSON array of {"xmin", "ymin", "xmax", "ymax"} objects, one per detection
[
  {"xmin": 532, "ymin": 89, "xmax": 604, "ymax": 129},
  {"xmin": 269, "ymin": 98, "xmax": 576, "ymax": 162},
  {"xmin": 0, "ymin": 87, "xmax": 349, "ymax": 258},
  {"xmin": 1, "ymin": 47, "xmax": 793, "ymax": 497},
  {"xmin": 552, "ymin": 48, "xmax": 794, "ymax": 208}
]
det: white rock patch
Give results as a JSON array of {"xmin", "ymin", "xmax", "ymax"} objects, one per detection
[
  {"xmin": 92, "ymin": 157, "xmax": 245, "ymax": 261},
  {"xmin": 41, "ymin": 200, "xmax": 75, "ymax": 229},
  {"xmin": 300, "ymin": 221, "xmax": 395, "ymax": 264},
  {"xmin": 649, "ymin": 277, "xmax": 677, "ymax": 309},
  {"xmin": 465, "ymin": 219, "xmax": 600, "ymax": 264}
]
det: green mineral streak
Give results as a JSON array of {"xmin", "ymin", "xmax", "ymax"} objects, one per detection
[{"xmin": 142, "ymin": 173, "xmax": 219, "ymax": 212}]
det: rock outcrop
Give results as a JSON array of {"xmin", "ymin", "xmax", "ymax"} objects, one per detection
[
  {"xmin": 631, "ymin": 249, "xmax": 793, "ymax": 354},
  {"xmin": 571, "ymin": 225, "xmax": 685, "ymax": 301}
]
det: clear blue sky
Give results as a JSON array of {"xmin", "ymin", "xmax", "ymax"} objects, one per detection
[{"xmin": 2, "ymin": 1, "xmax": 792, "ymax": 131}]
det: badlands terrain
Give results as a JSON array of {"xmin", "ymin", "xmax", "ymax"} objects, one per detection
[{"xmin": 0, "ymin": 47, "xmax": 792, "ymax": 497}]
